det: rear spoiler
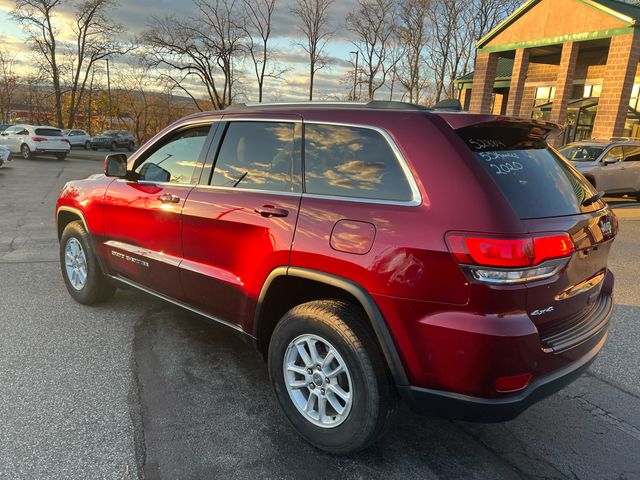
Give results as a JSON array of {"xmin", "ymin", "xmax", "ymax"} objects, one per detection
[{"xmin": 436, "ymin": 115, "xmax": 561, "ymax": 145}]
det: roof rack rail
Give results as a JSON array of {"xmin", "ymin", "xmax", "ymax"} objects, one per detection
[{"xmin": 223, "ymin": 100, "xmax": 430, "ymax": 111}]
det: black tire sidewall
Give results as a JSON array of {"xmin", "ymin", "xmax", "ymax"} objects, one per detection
[
  {"xmin": 269, "ymin": 305, "xmax": 384, "ymax": 453},
  {"xmin": 59, "ymin": 221, "xmax": 112, "ymax": 304},
  {"xmin": 21, "ymin": 145, "xmax": 30, "ymax": 159},
  {"xmin": 110, "ymin": 142, "xmax": 117, "ymax": 151}
]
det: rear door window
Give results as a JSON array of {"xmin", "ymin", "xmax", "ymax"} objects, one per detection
[
  {"xmin": 457, "ymin": 124, "xmax": 602, "ymax": 219},
  {"xmin": 623, "ymin": 145, "xmax": 640, "ymax": 162},
  {"xmin": 303, "ymin": 123, "xmax": 413, "ymax": 201}
]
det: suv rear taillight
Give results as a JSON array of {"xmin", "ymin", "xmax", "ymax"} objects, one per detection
[
  {"xmin": 31, "ymin": 137, "xmax": 47, "ymax": 142},
  {"xmin": 446, "ymin": 233, "xmax": 573, "ymax": 284}
]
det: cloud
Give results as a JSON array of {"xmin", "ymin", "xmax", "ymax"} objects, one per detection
[{"xmin": 0, "ymin": 0, "xmax": 377, "ymax": 101}]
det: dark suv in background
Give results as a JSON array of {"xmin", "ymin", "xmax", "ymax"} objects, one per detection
[
  {"xmin": 56, "ymin": 102, "xmax": 617, "ymax": 454},
  {"xmin": 90, "ymin": 130, "xmax": 135, "ymax": 151}
]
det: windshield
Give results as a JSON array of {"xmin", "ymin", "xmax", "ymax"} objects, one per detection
[
  {"xmin": 559, "ymin": 145, "xmax": 605, "ymax": 162},
  {"xmin": 457, "ymin": 123, "xmax": 603, "ymax": 219}
]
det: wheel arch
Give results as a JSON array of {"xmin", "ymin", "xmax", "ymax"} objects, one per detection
[
  {"xmin": 254, "ymin": 266, "xmax": 409, "ymax": 386},
  {"xmin": 56, "ymin": 206, "xmax": 89, "ymax": 240}
]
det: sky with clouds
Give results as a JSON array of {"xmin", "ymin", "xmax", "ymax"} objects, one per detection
[{"xmin": 0, "ymin": 0, "xmax": 376, "ymax": 102}]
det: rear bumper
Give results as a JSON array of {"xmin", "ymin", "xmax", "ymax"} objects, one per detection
[
  {"xmin": 399, "ymin": 329, "xmax": 607, "ymax": 422},
  {"xmin": 34, "ymin": 148, "xmax": 70, "ymax": 154}
]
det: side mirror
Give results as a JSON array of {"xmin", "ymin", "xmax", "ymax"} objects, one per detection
[
  {"xmin": 603, "ymin": 157, "xmax": 618, "ymax": 165},
  {"xmin": 104, "ymin": 153, "xmax": 128, "ymax": 178}
]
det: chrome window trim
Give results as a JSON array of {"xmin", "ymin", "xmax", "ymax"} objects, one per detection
[
  {"xmin": 194, "ymin": 184, "xmax": 302, "ymax": 197},
  {"xmin": 302, "ymin": 121, "xmax": 422, "ymax": 207}
]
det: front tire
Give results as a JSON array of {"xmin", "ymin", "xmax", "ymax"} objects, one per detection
[
  {"xmin": 268, "ymin": 300, "xmax": 396, "ymax": 454},
  {"xmin": 84, "ymin": 140, "xmax": 90, "ymax": 150},
  {"xmin": 21, "ymin": 144, "xmax": 31, "ymax": 159},
  {"xmin": 60, "ymin": 220, "xmax": 115, "ymax": 305},
  {"xmin": 110, "ymin": 142, "xmax": 117, "ymax": 151}
]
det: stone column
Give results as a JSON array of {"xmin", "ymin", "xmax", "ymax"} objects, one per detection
[
  {"xmin": 550, "ymin": 42, "xmax": 580, "ymax": 125},
  {"xmin": 505, "ymin": 48, "xmax": 529, "ymax": 117},
  {"xmin": 468, "ymin": 52, "xmax": 499, "ymax": 113},
  {"xmin": 592, "ymin": 33, "xmax": 640, "ymax": 140},
  {"xmin": 549, "ymin": 42, "xmax": 580, "ymax": 146}
]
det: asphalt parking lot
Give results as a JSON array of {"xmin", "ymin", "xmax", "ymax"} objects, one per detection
[{"xmin": 1, "ymin": 151, "xmax": 639, "ymax": 479}]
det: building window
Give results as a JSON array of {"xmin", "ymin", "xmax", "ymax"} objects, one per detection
[
  {"xmin": 583, "ymin": 84, "xmax": 602, "ymax": 98},
  {"xmin": 534, "ymin": 86, "xmax": 556, "ymax": 106},
  {"xmin": 629, "ymin": 84, "xmax": 640, "ymax": 111}
]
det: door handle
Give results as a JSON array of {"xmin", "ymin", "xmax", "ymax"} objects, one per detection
[
  {"xmin": 254, "ymin": 205, "xmax": 289, "ymax": 218},
  {"xmin": 159, "ymin": 193, "xmax": 180, "ymax": 204}
]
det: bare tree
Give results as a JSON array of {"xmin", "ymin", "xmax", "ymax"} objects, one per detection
[
  {"xmin": 0, "ymin": 48, "xmax": 19, "ymax": 123},
  {"xmin": 12, "ymin": 0, "xmax": 64, "ymax": 126},
  {"xmin": 242, "ymin": 0, "xmax": 286, "ymax": 102},
  {"xmin": 292, "ymin": 0, "xmax": 335, "ymax": 100},
  {"xmin": 397, "ymin": 0, "xmax": 430, "ymax": 104},
  {"xmin": 346, "ymin": 0, "xmax": 397, "ymax": 100},
  {"xmin": 65, "ymin": 0, "xmax": 127, "ymax": 128},
  {"xmin": 424, "ymin": 0, "xmax": 518, "ymax": 102},
  {"xmin": 142, "ymin": 0, "xmax": 244, "ymax": 110}
]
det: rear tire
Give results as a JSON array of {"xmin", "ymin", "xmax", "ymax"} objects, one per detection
[
  {"xmin": 268, "ymin": 300, "xmax": 396, "ymax": 454},
  {"xmin": 21, "ymin": 144, "xmax": 31, "ymax": 159},
  {"xmin": 127, "ymin": 141, "xmax": 134, "ymax": 152},
  {"xmin": 110, "ymin": 142, "xmax": 117, "ymax": 151},
  {"xmin": 84, "ymin": 140, "xmax": 90, "ymax": 150},
  {"xmin": 60, "ymin": 220, "xmax": 115, "ymax": 305},
  {"xmin": 56, "ymin": 153, "xmax": 66, "ymax": 161}
]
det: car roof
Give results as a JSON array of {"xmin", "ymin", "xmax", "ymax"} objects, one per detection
[{"xmin": 178, "ymin": 101, "xmax": 559, "ymax": 134}]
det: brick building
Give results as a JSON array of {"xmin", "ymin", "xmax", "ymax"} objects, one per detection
[{"xmin": 456, "ymin": 0, "xmax": 640, "ymax": 145}]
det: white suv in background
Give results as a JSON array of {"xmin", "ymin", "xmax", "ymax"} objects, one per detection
[
  {"xmin": 62, "ymin": 129, "xmax": 91, "ymax": 150},
  {"xmin": 0, "ymin": 125, "xmax": 71, "ymax": 160}
]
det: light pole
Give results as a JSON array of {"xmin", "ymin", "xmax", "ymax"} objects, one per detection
[
  {"xmin": 350, "ymin": 50, "xmax": 359, "ymax": 101},
  {"xmin": 106, "ymin": 57, "xmax": 113, "ymax": 129}
]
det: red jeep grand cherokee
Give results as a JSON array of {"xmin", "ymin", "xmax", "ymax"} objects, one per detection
[{"xmin": 56, "ymin": 101, "xmax": 617, "ymax": 454}]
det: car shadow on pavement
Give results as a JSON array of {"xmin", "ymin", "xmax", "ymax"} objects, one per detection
[
  {"xmin": 128, "ymin": 292, "xmax": 640, "ymax": 480},
  {"xmin": 131, "ymin": 296, "xmax": 521, "ymax": 480}
]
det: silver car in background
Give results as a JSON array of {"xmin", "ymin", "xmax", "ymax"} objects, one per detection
[
  {"xmin": 62, "ymin": 129, "xmax": 91, "ymax": 149},
  {"xmin": 559, "ymin": 139, "xmax": 640, "ymax": 202}
]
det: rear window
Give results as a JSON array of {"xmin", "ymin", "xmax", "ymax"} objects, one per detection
[
  {"xmin": 457, "ymin": 123, "xmax": 602, "ymax": 219},
  {"xmin": 35, "ymin": 128, "xmax": 62, "ymax": 137}
]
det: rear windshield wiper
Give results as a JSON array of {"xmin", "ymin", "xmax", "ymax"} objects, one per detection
[{"xmin": 582, "ymin": 191, "xmax": 604, "ymax": 207}]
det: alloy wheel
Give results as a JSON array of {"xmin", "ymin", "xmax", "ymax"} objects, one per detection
[
  {"xmin": 64, "ymin": 237, "xmax": 88, "ymax": 290},
  {"xmin": 283, "ymin": 334, "xmax": 353, "ymax": 428}
]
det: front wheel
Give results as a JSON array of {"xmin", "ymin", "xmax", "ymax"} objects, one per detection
[
  {"xmin": 110, "ymin": 142, "xmax": 117, "ymax": 151},
  {"xmin": 60, "ymin": 220, "xmax": 115, "ymax": 304},
  {"xmin": 21, "ymin": 144, "xmax": 31, "ymax": 159},
  {"xmin": 84, "ymin": 140, "xmax": 90, "ymax": 150},
  {"xmin": 268, "ymin": 300, "xmax": 396, "ymax": 454}
]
